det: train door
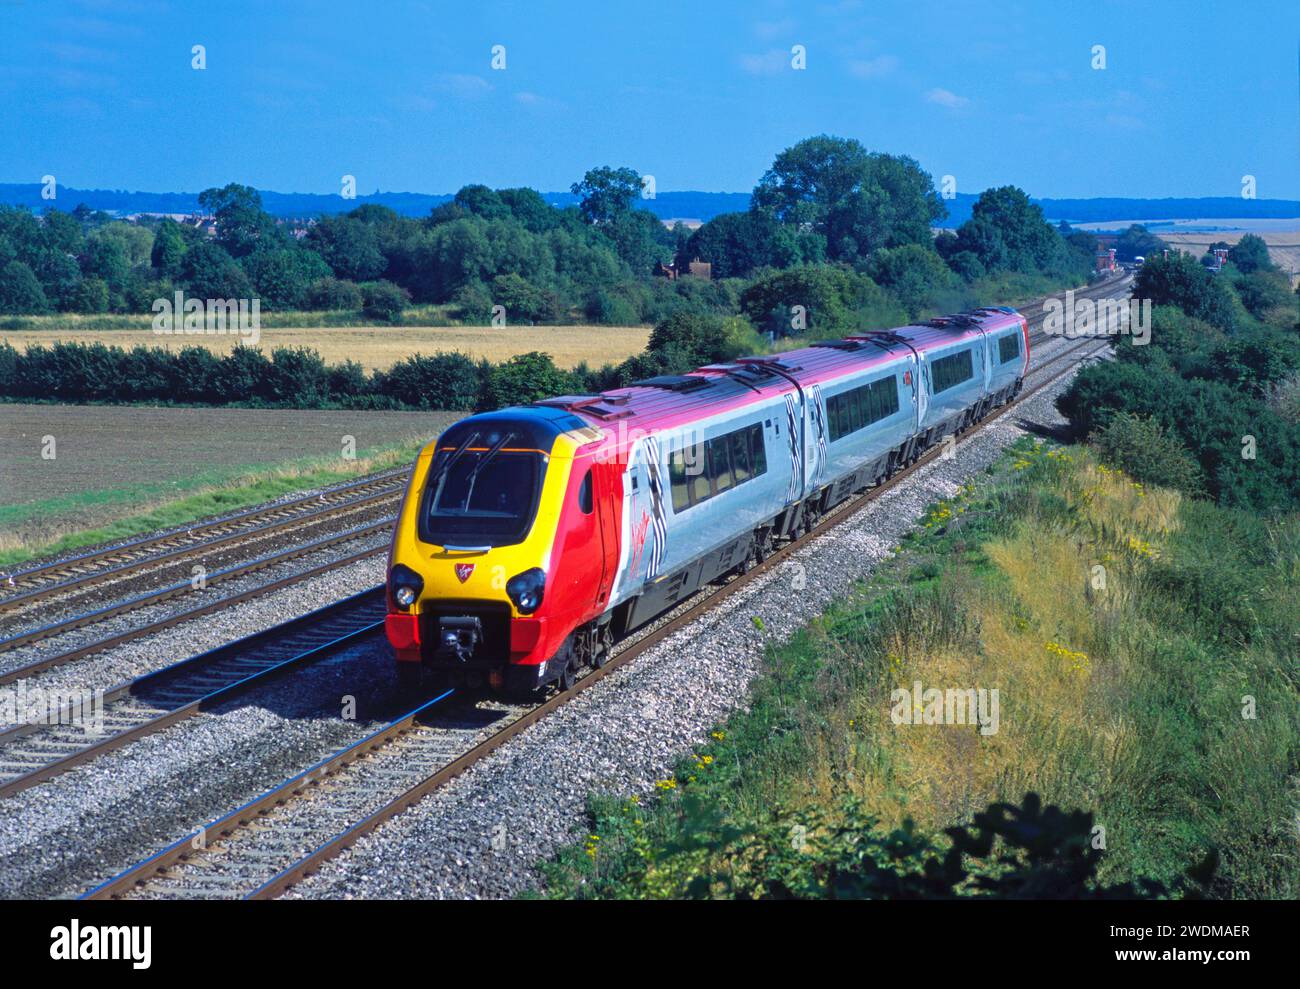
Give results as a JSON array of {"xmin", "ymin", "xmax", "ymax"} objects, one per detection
[{"xmin": 592, "ymin": 462, "xmax": 620, "ymax": 610}]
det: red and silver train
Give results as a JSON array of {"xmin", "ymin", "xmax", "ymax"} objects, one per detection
[{"xmin": 385, "ymin": 307, "xmax": 1030, "ymax": 692}]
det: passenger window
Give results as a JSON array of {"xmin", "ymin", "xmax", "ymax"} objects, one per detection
[
  {"xmin": 710, "ymin": 439, "xmax": 734, "ymax": 493},
  {"xmin": 730, "ymin": 431, "xmax": 751, "ymax": 484},
  {"xmin": 578, "ymin": 469, "xmax": 593, "ymax": 515},
  {"xmin": 749, "ymin": 424, "xmax": 767, "ymax": 476},
  {"xmin": 689, "ymin": 461, "xmax": 710, "ymax": 505},
  {"xmin": 669, "ymin": 451, "xmax": 690, "ymax": 512}
]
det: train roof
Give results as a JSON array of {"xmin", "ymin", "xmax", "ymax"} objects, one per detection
[{"xmin": 539, "ymin": 307, "xmax": 1024, "ymax": 435}]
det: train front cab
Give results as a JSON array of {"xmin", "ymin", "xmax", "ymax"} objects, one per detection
[{"xmin": 385, "ymin": 407, "xmax": 618, "ymax": 693}]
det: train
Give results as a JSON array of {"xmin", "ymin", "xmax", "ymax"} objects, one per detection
[{"xmin": 384, "ymin": 306, "xmax": 1030, "ymax": 692}]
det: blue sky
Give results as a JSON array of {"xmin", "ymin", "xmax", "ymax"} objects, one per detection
[{"xmin": 3, "ymin": 0, "xmax": 1297, "ymax": 199}]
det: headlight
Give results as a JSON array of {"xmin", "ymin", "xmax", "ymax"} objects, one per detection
[
  {"xmin": 505, "ymin": 568, "xmax": 546, "ymax": 615},
  {"xmin": 388, "ymin": 563, "xmax": 424, "ymax": 611}
]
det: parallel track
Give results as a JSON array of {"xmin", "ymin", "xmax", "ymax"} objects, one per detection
[
  {"xmin": 85, "ymin": 326, "xmax": 1116, "ymax": 901},
  {"xmin": 0, "ymin": 524, "xmax": 391, "ymax": 684},
  {"xmin": 0, "ymin": 589, "xmax": 387, "ymax": 798}
]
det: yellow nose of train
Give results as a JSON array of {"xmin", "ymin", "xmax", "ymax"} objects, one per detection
[{"xmin": 384, "ymin": 406, "xmax": 599, "ymax": 692}]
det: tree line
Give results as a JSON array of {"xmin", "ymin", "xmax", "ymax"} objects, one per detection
[{"xmin": 1, "ymin": 135, "xmax": 1103, "ymax": 332}]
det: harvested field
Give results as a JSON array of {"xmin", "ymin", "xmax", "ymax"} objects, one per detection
[{"xmin": 0, "ymin": 323, "xmax": 651, "ymax": 372}]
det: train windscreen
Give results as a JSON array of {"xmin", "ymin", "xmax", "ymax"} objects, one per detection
[{"xmin": 419, "ymin": 448, "xmax": 543, "ymax": 547}]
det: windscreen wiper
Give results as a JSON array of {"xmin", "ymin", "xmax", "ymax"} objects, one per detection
[
  {"xmin": 429, "ymin": 430, "xmax": 481, "ymax": 489},
  {"xmin": 464, "ymin": 431, "xmax": 515, "ymax": 488}
]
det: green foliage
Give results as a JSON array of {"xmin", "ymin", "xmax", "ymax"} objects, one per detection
[
  {"xmin": 950, "ymin": 186, "xmax": 1085, "ymax": 281},
  {"xmin": 181, "ymin": 241, "xmax": 254, "ymax": 300},
  {"xmin": 1227, "ymin": 233, "xmax": 1273, "ymax": 274},
  {"xmin": 1091, "ymin": 412, "xmax": 1205, "ymax": 496},
  {"xmin": 1059, "ymin": 283, "xmax": 1300, "ymax": 511},
  {"xmin": 478, "ymin": 351, "xmax": 570, "ymax": 411},
  {"xmin": 1115, "ymin": 224, "xmax": 1166, "ymax": 262},
  {"xmin": 752, "ymin": 135, "xmax": 944, "ymax": 264},
  {"xmin": 739, "ymin": 264, "xmax": 902, "ymax": 337},
  {"xmin": 150, "ymin": 218, "xmax": 187, "ymax": 277},
  {"xmin": 1233, "ymin": 267, "xmax": 1293, "ymax": 319},
  {"xmin": 379, "ymin": 352, "xmax": 482, "ymax": 410},
  {"xmin": 0, "ymin": 138, "xmax": 1094, "ymax": 324},
  {"xmin": 1134, "ymin": 250, "xmax": 1236, "ymax": 332},
  {"xmin": 865, "ymin": 243, "xmax": 966, "ymax": 318},
  {"xmin": 0, "ymin": 260, "xmax": 50, "ymax": 314},
  {"xmin": 359, "ymin": 279, "xmax": 408, "ymax": 322},
  {"xmin": 305, "ymin": 276, "xmax": 363, "ymax": 310},
  {"xmin": 684, "ymin": 210, "xmax": 825, "ymax": 279},
  {"xmin": 571, "ymin": 166, "xmax": 643, "ymax": 225},
  {"xmin": 544, "ymin": 792, "xmax": 1194, "ymax": 900},
  {"xmin": 198, "ymin": 182, "xmax": 278, "ymax": 257}
]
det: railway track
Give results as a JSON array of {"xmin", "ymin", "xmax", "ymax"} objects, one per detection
[
  {"xmin": 0, "ymin": 588, "xmax": 387, "ymax": 798},
  {"xmin": 0, "ymin": 525, "xmax": 391, "ymax": 683},
  {"xmin": 0, "ymin": 467, "xmax": 407, "ymax": 609},
  {"xmin": 84, "ymin": 327, "xmax": 1116, "ymax": 901}
]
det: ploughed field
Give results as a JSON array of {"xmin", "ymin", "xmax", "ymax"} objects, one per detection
[{"xmin": 0, "ymin": 405, "xmax": 457, "ymax": 562}]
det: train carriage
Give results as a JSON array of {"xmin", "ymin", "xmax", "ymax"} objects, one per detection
[{"xmin": 384, "ymin": 306, "xmax": 1029, "ymax": 692}]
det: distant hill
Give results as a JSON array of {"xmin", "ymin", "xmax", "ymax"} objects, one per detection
[{"xmin": 0, "ymin": 183, "xmax": 1294, "ymax": 227}]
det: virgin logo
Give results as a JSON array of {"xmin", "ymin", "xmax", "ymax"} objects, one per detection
[{"xmin": 455, "ymin": 563, "xmax": 475, "ymax": 583}]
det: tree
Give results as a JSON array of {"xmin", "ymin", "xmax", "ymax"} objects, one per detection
[
  {"xmin": 198, "ymin": 183, "xmax": 277, "ymax": 257},
  {"xmin": 180, "ymin": 241, "xmax": 253, "ymax": 300},
  {"xmin": 80, "ymin": 236, "xmax": 132, "ymax": 301},
  {"xmin": 751, "ymin": 135, "xmax": 944, "ymax": 262},
  {"xmin": 957, "ymin": 186, "xmax": 1061, "ymax": 274},
  {"xmin": 305, "ymin": 214, "xmax": 387, "ymax": 282},
  {"xmin": 41, "ymin": 209, "xmax": 84, "ymax": 254},
  {"xmin": 866, "ymin": 243, "xmax": 963, "ymax": 318},
  {"xmin": 1115, "ymin": 224, "xmax": 1165, "ymax": 263},
  {"xmin": 603, "ymin": 209, "xmax": 672, "ymax": 274},
  {"xmin": 738, "ymin": 265, "xmax": 898, "ymax": 337},
  {"xmin": 454, "ymin": 184, "xmax": 510, "ymax": 220},
  {"xmin": 498, "ymin": 187, "xmax": 559, "ymax": 232},
  {"xmin": 151, "ymin": 218, "xmax": 188, "ymax": 276},
  {"xmin": 1134, "ymin": 251, "xmax": 1236, "ymax": 333},
  {"xmin": 0, "ymin": 260, "xmax": 49, "ymax": 313},
  {"xmin": 1226, "ymin": 234, "xmax": 1273, "ymax": 274},
  {"xmin": 490, "ymin": 272, "xmax": 561, "ymax": 324},
  {"xmin": 243, "ymin": 247, "xmax": 316, "ymax": 310},
  {"xmin": 479, "ymin": 351, "xmax": 570, "ymax": 410},
  {"xmin": 572, "ymin": 166, "xmax": 643, "ymax": 225}
]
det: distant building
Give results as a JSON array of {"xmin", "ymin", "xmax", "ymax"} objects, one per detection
[
  {"xmin": 654, "ymin": 258, "xmax": 712, "ymax": 281},
  {"xmin": 1094, "ymin": 247, "xmax": 1117, "ymax": 273}
]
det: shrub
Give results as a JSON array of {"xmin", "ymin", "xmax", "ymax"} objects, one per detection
[
  {"xmin": 305, "ymin": 276, "xmax": 363, "ymax": 311},
  {"xmin": 1091, "ymin": 412, "xmax": 1204, "ymax": 496},
  {"xmin": 477, "ymin": 351, "xmax": 570, "ymax": 411},
  {"xmin": 360, "ymin": 279, "xmax": 409, "ymax": 322},
  {"xmin": 379, "ymin": 352, "xmax": 482, "ymax": 410}
]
